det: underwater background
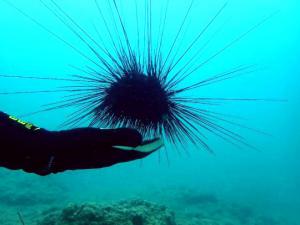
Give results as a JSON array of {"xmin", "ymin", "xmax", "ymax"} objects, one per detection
[{"xmin": 0, "ymin": 0, "xmax": 299, "ymax": 224}]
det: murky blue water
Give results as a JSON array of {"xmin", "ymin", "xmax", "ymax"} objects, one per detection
[{"xmin": 0, "ymin": 0, "xmax": 299, "ymax": 224}]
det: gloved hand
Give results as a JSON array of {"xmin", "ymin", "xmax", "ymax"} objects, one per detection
[{"xmin": 0, "ymin": 111, "xmax": 163, "ymax": 176}]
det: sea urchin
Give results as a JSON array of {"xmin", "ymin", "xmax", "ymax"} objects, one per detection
[{"xmin": 0, "ymin": 0, "xmax": 273, "ymax": 151}]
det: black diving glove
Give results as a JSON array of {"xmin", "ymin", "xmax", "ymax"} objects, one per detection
[{"xmin": 0, "ymin": 111, "xmax": 163, "ymax": 176}]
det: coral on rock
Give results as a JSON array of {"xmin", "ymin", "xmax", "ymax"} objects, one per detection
[{"xmin": 38, "ymin": 199, "xmax": 176, "ymax": 225}]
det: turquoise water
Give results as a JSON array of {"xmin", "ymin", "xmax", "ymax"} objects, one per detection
[{"xmin": 0, "ymin": 0, "xmax": 299, "ymax": 224}]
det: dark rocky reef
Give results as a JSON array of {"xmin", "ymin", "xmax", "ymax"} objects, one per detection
[{"xmin": 37, "ymin": 199, "xmax": 176, "ymax": 225}]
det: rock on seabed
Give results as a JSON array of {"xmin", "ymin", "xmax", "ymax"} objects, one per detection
[{"xmin": 38, "ymin": 199, "xmax": 176, "ymax": 225}]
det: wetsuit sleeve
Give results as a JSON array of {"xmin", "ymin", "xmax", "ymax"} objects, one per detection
[
  {"xmin": 0, "ymin": 111, "xmax": 42, "ymax": 132},
  {"xmin": 0, "ymin": 111, "xmax": 51, "ymax": 174}
]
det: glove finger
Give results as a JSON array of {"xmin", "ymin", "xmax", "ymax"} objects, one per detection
[{"xmin": 101, "ymin": 128, "xmax": 143, "ymax": 147}]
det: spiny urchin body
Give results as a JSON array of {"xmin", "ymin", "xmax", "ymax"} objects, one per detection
[{"xmin": 97, "ymin": 72, "xmax": 172, "ymax": 133}]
